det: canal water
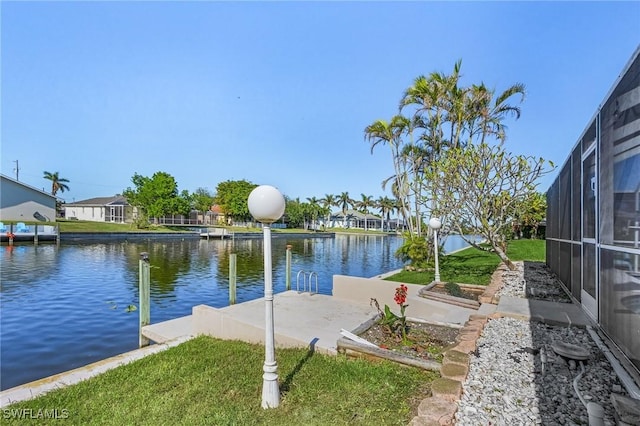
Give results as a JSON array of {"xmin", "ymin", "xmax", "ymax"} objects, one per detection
[{"xmin": 0, "ymin": 233, "xmax": 473, "ymax": 390}]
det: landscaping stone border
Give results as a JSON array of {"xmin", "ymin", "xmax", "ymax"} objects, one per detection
[
  {"xmin": 418, "ymin": 282, "xmax": 484, "ymax": 310},
  {"xmin": 408, "ymin": 314, "xmax": 489, "ymax": 425},
  {"xmin": 408, "ymin": 264, "xmax": 507, "ymax": 426}
]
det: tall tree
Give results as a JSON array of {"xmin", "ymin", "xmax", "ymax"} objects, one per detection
[
  {"xmin": 306, "ymin": 196, "xmax": 322, "ymax": 230},
  {"xmin": 285, "ymin": 197, "xmax": 306, "ymax": 229},
  {"xmin": 515, "ymin": 191, "xmax": 547, "ymax": 239},
  {"xmin": 467, "ymin": 82, "xmax": 526, "ymax": 145},
  {"xmin": 377, "ymin": 196, "xmax": 395, "ymax": 232},
  {"xmin": 372, "ymin": 61, "xmax": 529, "ymax": 268},
  {"xmin": 320, "ymin": 193, "xmax": 336, "ymax": 228},
  {"xmin": 399, "ymin": 61, "xmax": 465, "ymax": 226},
  {"xmin": 365, "ymin": 115, "xmax": 416, "ymax": 234},
  {"xmin": 123, "ymin": 172, "xmax": 190, "ymax": 221},
  {"xmin": 337, "ymin": 192, "xmax": 353, "ymax": 228},
  {"xmin": 355, "ymin": 193, "xmax": 374, "ymax": 231},
  {"xmin": 43, "ymin": 171, "xmax": 70, "ymax": 196},
  {"xmin": 213, "ymin": 180, "xmax": 257, "ymax": 224},
  {"xmin": 191, "ymin": 187, "xmax": 215, "ymax": 223}
]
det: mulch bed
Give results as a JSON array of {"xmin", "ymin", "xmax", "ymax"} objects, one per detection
[{"xmin": 359, "ymin": 321, "xmax": 460, "ymax": 362}]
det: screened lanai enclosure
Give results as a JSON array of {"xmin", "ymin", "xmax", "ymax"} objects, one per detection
[{"xmin": 546, "ymin": 46, "xmax": 640, "ymax": 374}]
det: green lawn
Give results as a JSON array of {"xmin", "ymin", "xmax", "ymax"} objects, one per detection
[
  {"xmin": 54, "ymin": 220, "xmax": 185, "ymax": 233},
  {"xmin": 13, "ymin": 220, "xmax": 391, "ymax": 235},
  {"xmin": 505, "ymin": 238, "xmax": 545, "ymax": 262},
  {"xmin": 387, "ymin": 239, "xmax": 545, "ymax": 286},
  {"xmin": 4, "ymin": 336, "xmax": 436, "ymax": 425}
]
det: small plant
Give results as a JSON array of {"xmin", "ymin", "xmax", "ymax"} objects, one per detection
[
  {"xmin": 443, "ymin": 282, "xmax": 477, "ymax": 300},
  {"xmin": 444, "ymin": 282, "xmax": 463, "ymax": 298},
  {"xmin": 371, "ymin": 284, "xmax": 410, "ymax": 342}
]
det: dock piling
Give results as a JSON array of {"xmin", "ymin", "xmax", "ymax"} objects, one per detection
[
  {"xmin": 139, "ymin": 252, "xmax": 151, "ymax": 347},
  {"xmin": 285, "ymin": 245, "xmax": 292, "ymax": 290},
  {"xmin": 229, "ymin": 253, "xmax": 237, "ymax": 305}
]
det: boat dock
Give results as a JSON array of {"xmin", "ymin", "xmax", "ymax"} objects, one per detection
[
  {"xmin": 199, "ymin": 227, "xmax": 233, "ymax": 239},
  {"xmin": 1, "ymin": 223, "xmax": 59, "ymax": 244},
  {"xmin": 141, "ymin": 275, "xmax": 486, "ymax": 354}
]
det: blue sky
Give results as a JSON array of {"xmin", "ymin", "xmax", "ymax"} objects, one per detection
[{"xmin": 2, "ymin": 1, "xmax": 639, "ymax": 205}]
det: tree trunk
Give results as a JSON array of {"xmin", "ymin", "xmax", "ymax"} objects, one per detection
[{"xmin": 494, "ymin": 244, "xmax": 515, "ymax": 270}]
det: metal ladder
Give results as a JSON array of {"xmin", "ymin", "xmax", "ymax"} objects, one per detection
[{"xmin": 296, "ymin": 270, "xmax": 318, "ymax": 294}]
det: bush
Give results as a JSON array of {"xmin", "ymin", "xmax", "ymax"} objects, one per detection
[
  {"xmin": 131, "ymin": 215, "xmax": 150, "ymax": 230},
  {"xmin": 395, "ymin": 233, "xmax": 431, "ymax": 270}
]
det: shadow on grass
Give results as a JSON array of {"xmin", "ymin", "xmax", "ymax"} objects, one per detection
[{"xmin": 279, "ymin": 337, "xmax": 318, "ymax": 395}]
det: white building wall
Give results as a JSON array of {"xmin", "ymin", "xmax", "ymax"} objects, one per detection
[
  {"xmin": 65, "ymin": 206, "xmax": 104, "ymax": 222},
  {"xmin": 0, "ymin": 176, "xmax": 57, "ymax": 222}
]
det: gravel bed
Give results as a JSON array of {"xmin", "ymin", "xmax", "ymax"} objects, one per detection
[
  {"xmin": 496, "ymin": 261, "xmax": 572, "ymax": 303},
  {"xmin": 455, "ymin": 261, "xmax": 629, "ymax": 426}
]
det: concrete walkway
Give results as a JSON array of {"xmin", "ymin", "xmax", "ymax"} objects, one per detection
[
  {"xmin": 496, "ymin": 296, "xmax": 594, "ymax": 327},
  {"xmin": 142, "ymin": 315, "xmax": 193, "ymax": 343},
  {"xmin": 191, "ymin": 292, "xmax": 380, "ymax": 355},
  {"xmin": 142, "ymin": 293, "xmax": 380, "ymax": 354},
  {"xmin": 142, "ymin": 291, "xmax": 591, "ymax": 351},
  {"xmin": 144, "ymin": 282, "xmax": 483, "ymax": 354}
]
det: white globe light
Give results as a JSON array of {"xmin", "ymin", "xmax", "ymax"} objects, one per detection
[
  {"xmin": 429, "ymin": 217, "xmax": 442, "ymax": 230},
  {"xmin": 248, "ymin": 185, "xmax": 286, "ymax": 224}
]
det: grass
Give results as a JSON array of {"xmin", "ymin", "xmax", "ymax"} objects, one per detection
[
  {"xmin": 4, "ymin": 336, "xmax": 437, "ymax": 425},
  {"xmin": 8, "ymin": 219, "xmax": 391, "ymax": 236},
  {"xmin": 54, "ymin": 220, "xmax": 186, "ymax": 233},
  {"xmin": 505, "ymin": 238, "xmax": 545, "ymax": 262},
  {"xmin": 329, "ymin": 227, "xmax": 388, "ymax": 235},
  {"xmin": 387, "ymin": 239, "xmax": 546, "ymax": 286}
]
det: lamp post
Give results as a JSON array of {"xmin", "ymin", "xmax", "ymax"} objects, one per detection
[
  {"xmin": 247, "ymin": 185, "xmax": 286, "ymax": 409},
  {"xmin": 428, "ymin": 218, "xmax": 442, "ymax": 283}
]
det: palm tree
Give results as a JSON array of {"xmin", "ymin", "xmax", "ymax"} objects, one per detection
[
  {"xmin": 377, "ymin": 196, "xmax": 395, "ymax": 232},
  {"xmin": 319, "ymin": 194, "xmax": 336, "ymax": 229},
  {"xmin": 306, "ymin": 196, "xmax": 321, "ymax": 231},
  {"xmin": 382, "ymin": 174, "xmax": 412, "ymax": 232},
  {"xmin": 355, "ymin": 193, "xmax": 374, "ymax": 231},
  {"xmin": 399, "ymin": 62, "xmax": 469, "ymax": 236},
  {"xmin": 475, "ymin": 82, "xmax": 526, "ymax": 144},
  {"xmin": 400, "ymin": 143, "xmax": 431, "ymax": 236},
  {"xmin": 365, "ymin": 115, "xmax": 415, "ymax": 234},
  {"xmin": 337, "ymin": 192, "xmax": 353, "ymax": 228},
  {"xmin": 400, "ymin": 63, "xmax": 458, "ymax": 154},
  {"xmin": 43, "ymin": 171, "xmax": 70, "ymax": 196}
]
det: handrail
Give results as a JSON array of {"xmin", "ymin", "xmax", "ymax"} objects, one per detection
[{"xmin": 296, "ymin": 270, "xmax": 318, "ymax": 294}]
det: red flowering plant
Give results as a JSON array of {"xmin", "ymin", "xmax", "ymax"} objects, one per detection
[{"xmin": 372, "ymin": 284, "xmax": 410, "ymax": 342}]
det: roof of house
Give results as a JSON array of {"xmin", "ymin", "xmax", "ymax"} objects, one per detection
[
  {"xmin": 332, "ymin": 209, "xmax": 382, "ymax": 220},
  {"xmin": 64, "ymin": 195, "xmax": 129, "ymax": 207}
]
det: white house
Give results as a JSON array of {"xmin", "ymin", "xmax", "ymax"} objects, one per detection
[
  {"xmin": 64, "ymin": 196, "xmax": 133, "ymax": 223},
  {"xmin": 324, "ymin": 209, "xmax": 383, "ymax": 230},
  {"xmin": 0, "ymin": 174, "xmax": 57, "ymax": 222}
]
